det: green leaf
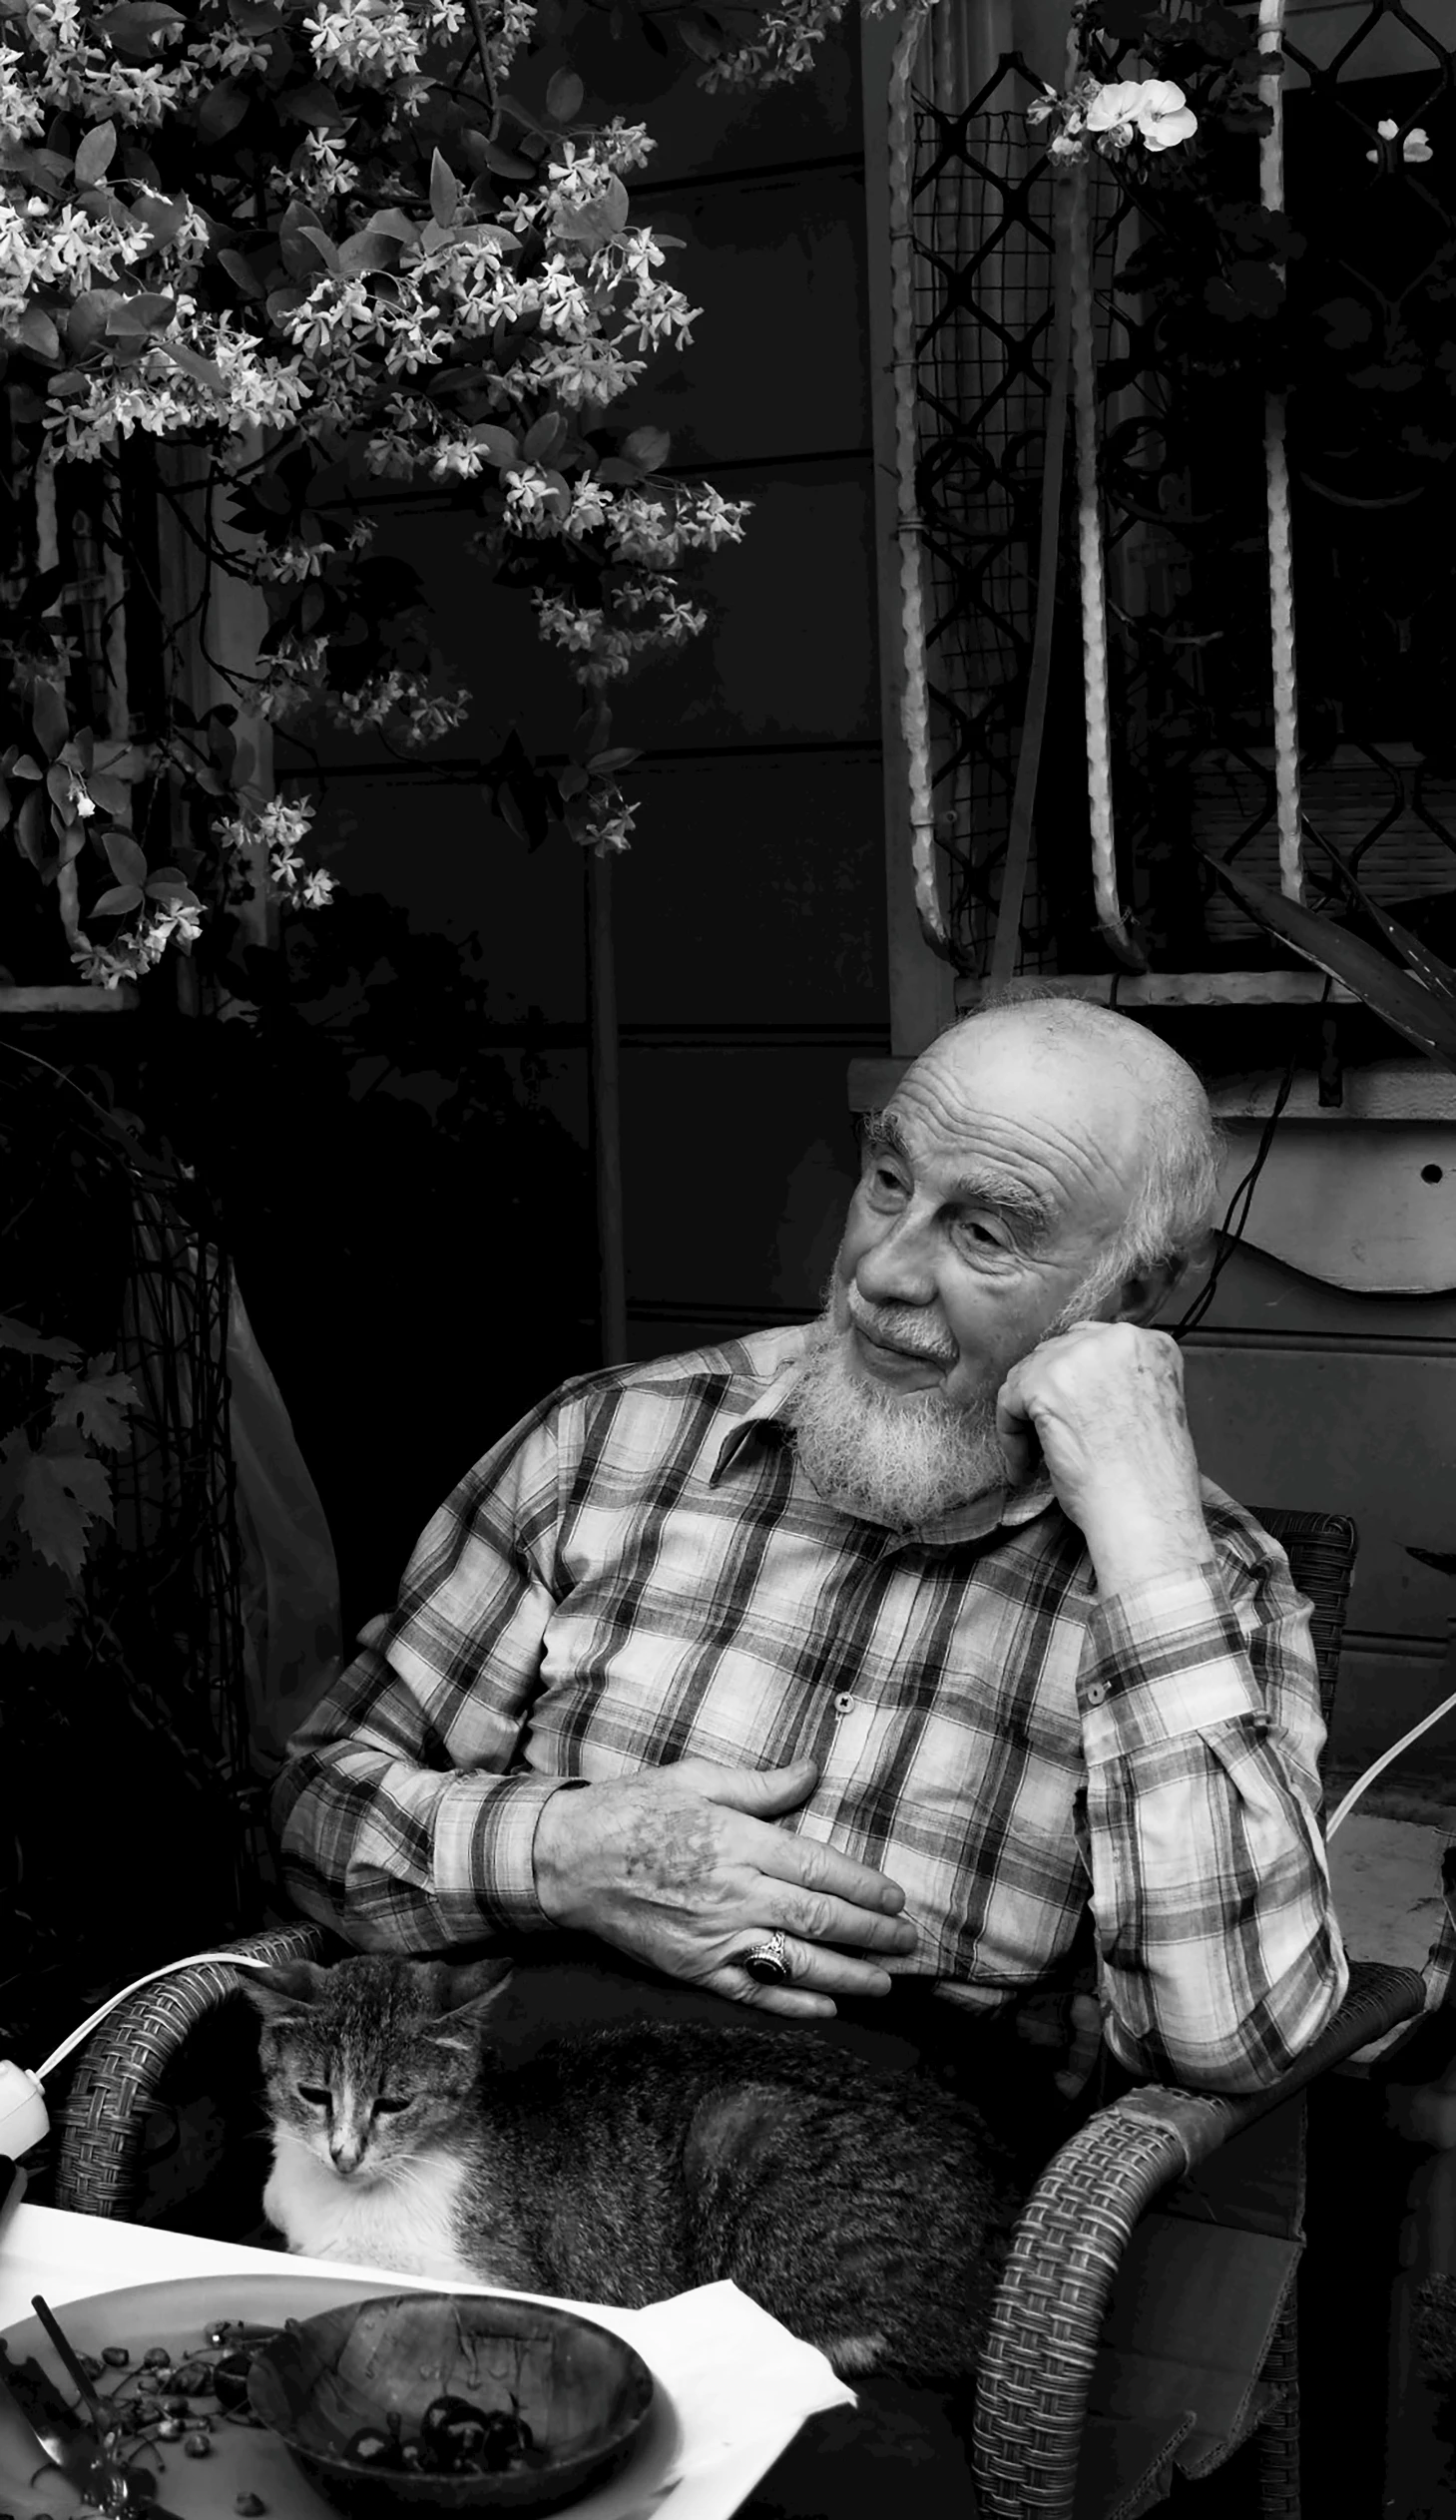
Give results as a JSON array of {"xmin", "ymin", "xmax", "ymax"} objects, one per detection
[
  {"xmin": 0, "ymin": 1315, "xmax": 81, "ymax": 1365},
  {"xmin": 553, "ymin": 175, "xmax": 630, "ymax": 247},
  {"xmin": 66, "ymin": 286, "xmax": 125, "ymax": 356},
  {"xmin": 0, "ymin": 1540, "xmax": 78, "ymax": 1652},
  {"xmin": 366, "ymin": 208, "xmax": 420, "ymax": 245},
  {"xmin": 623, "ymin": 423, "xmax": 670, "ymax": 471},
  {"xmin": 571, "ymin": 699, "xmax": 612, "ymax": 764},
  {"xmin": 468, "ymin": 422, "xmax": 520, "ymax": 465},
  {"xmin": 1200, "ymin": 852, "xmax": 1456, "ymax": 1071},
  {"xmin": 132, "ymin": 190, "xmax": 189, "ymax": 250},
  {"xmin": 522, "ymin": 409, "xmax": 567, "ymax": 465},
  {"xmin": 217, "ymin": 247, "xmax": 262, "ymax": 299},
  {"xmin": 91, "ymin": 883, "xmax": 144, "ymax": 917},
  {"xmin": 459, "ymin": 130, "xmax": 535, "ymax": 182},
  {"xmin": 546, "ymin": 67, "xmax": 585, "ymax": 122},
  {"xmin": 95, "ymin": 1, "xmax": 186, "ymax": 59},
  {"xmin": 277, "ymin": 80, "xmax": 350, "ymax": 131},
  {"xmin": 199, "ymin": 77, "xmax": 248, "ymax": 141},
  {"xmin": 430, "ymin": 149, "xmax": 460, "ymax": 229},
  {"xmin": 46, "ymin": 1357, "xmax": 141, "ymax": 1452},
  {"xmin": 106, "ymin": 291, "xmax": 175, "ymax": 334},
  {"xmin": 16, "ymin": 305, "xmax": 61, "ymax": 361},
  {"xmin": 103, "ymin": 829, "xmax": 148, "ymax": 886},
  {"xmin": 74, "ymin": 123, "xmax": 118, "ymax": 186},
  {"xmin": 678, "ymin": 8, "xmax": 725, "ymax": 59},
  {"xmin": 145, "ymin": 878, "xmax": 201, "ymax": 906},
  {"xmin": 337, "ymin": 228, "xmax": 400, "ymax": 277},
  {"xmin": 15, "ymin": 1437, "xmax": 114, "ymax": 1582},
  {"xmin": 32, "ymin": 681, "xmax": 69, "ymax": 762},
  {"xmin": 158, "ymin": 338, "xmax": 227, "ymax": 391},
  {"xmin": 587, "ymin": 746, "xmax": 641, "ymax": 772},
  {"xmin": 15, "ymin": 789, "xmax": 47, "ymax": 867}
]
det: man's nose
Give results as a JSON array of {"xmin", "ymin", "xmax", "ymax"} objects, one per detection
[{"xmin": 853, "ymin": 1208, "xmax": 937, "ymax": 1306}]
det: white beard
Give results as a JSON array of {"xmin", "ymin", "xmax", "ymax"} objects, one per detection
[{"xmin": 784, "ymin": 1311, "xmax": 1007, "ymax": 1529}]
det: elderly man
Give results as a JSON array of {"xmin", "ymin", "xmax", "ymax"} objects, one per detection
[{"xmin": 273, "ymin": 997, "xmax": 1346, "ymax": 2103}]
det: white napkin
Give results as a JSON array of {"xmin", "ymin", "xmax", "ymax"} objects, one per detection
[{"xmin": 629, "ymin": 2280, "xmax": 858, "ymax": 2518}]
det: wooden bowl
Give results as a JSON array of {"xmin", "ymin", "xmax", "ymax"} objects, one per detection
[{"xmin": 247, "ymin": 2293, "xmax": 655, "ymax": 2518}]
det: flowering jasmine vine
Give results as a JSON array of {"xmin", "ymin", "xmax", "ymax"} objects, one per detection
[{"xmin": 0, "ymin": 0, "xmax": 806, "ymax": 976}]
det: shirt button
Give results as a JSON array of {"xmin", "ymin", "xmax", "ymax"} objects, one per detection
[
  {"xmin": 1084, "ymin": 1680, "xmax": 1112, "ymax": 1708},
  {"xmin": 833, "ymin": 1693, "xmax": 855, "ymax": 1716}
]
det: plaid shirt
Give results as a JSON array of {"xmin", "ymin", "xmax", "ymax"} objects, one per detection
[{"xmin": 274, "ymin": 1325, "xmax": 1348, "ymax": 2092}]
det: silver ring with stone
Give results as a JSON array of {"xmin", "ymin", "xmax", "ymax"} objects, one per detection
[{"xmin": 742, "ymin": 1930, "xmax": 791, "ymax": 1984}]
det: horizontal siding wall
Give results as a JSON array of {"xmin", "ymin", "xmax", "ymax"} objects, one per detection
[{"xmin": 1183, "ymin": 1241, "xmax": 1456, "ymax": 1805}]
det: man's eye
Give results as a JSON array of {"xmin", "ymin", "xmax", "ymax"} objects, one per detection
[
  {"xmin": 373, "ymin": 2095, "xmax": 413, "ymax": 2116},
  {"xmin": 957, "ymin": 1220, "xmax": 1004, "ymax": 1252},
  {"xmin": 297, "ymin": 2084, "xmax": 331, "ymax": 2108},
  {"xmin": 868, "ymin": 1165, "xmax": 906, "ymax": 1199}
]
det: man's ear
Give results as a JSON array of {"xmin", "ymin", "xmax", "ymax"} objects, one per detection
[
  {"xmin": 1109, "ymin": 1255, "xmax": 1186, "ymax": 1326},
  {"xmin": 237, "ymin": 1960, "xmax": 325, "ymax": 2024}
]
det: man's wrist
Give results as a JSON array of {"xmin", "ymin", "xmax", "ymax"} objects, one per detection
[
  {"xmin": 530, "ymin": 1777, "xmax": 590, "ymax": 1926},
  {"xmin": 1080, "ymin": 1501, "xmax": 1213, "ymax": 1600}
]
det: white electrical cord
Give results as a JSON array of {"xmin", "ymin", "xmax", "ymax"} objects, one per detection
[
  {"xmin": 1325, "ymin": 1683, "xmax": 1456, "ymax": 1841},
  {"xmin": 35, "ymin": 1951, "xmax": 284, "ymax": 2083},
  {"xmin": 0, "ymin": 1951, "xmax": 290, "ymax": 2161}
]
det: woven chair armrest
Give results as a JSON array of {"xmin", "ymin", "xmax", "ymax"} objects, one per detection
[
  {"xmin": 53, "ymin": 1923, "xmax": 328, "ymax": 2221},
  {"xmin": 971, "ymin": 1958, "xmax": 1425, "ymax": 2519}
]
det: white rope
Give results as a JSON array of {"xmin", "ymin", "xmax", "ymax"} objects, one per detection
[
  {"xmin": 1258, "ymin": 0, "xmax": 1302, "ymax": 903},
  {"xmin": 1067, "ymin": 79, "xmax": 1143, "ymax": 967},
  {"xmin": 887, "ymin": 0, "xmax": 950, "ymax": 957}
]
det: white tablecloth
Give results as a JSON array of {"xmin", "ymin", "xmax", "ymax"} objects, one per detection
[{"xmin": 0, "ymin": 2196, "xmax": 854, "ymax": 2520}]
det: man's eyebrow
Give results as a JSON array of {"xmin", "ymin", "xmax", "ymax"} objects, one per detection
[
  {"xmin": 860, "ymin": 1111, "xmax": 1055, "ymax": 1244},
  {"xmin": 860, "ymin": 1108, "xmax": 910, "ymax": 1161},
  {"xmin": 946, "ymin": 1168, "xmax": 1056, "ymax": 1244}
]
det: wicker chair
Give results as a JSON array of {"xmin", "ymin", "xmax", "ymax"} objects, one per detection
[
  {"xmin": 52, "ymin": 1507, "xmax": 1430, "ymax": 2517},
  {"xmin": 972, "ymin": 1507, "xmax": 1428, "ymax": 2518}
]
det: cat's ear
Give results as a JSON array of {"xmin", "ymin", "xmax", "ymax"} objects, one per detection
[
  {"xmin": 435, "ymin": 1957, "xmax": 514, "ymax": 2022},
  {"xmin": 237, "ymin": 1960, "xmax": 326, "ymax": 2024}
]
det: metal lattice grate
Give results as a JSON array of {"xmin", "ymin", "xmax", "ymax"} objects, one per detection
[{"xmin": 908, "ymin": 1, "xmax": 1456, "ymax": 983}]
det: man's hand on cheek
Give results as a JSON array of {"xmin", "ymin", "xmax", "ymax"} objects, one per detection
[
  {"xmin": 530, "ymin": 1756, "xmax": 918, "ymax": 2018},
  {"xmin": 996, "ymin": 1320, "xmax": 1213, "ymax": 1597}
]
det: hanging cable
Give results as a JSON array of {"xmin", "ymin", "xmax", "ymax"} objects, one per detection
[{"xmin": 1174, "ymin": 1053, "xmax": 1297, "ymax": 1337}]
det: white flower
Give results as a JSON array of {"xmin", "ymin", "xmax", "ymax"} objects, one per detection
[
  {"xmin": 1083, "ymin": 80, "xmax": 1144, "ymax": 137},
  {"xmin": 1133, "ymin": 79, "xmax": 1198, "ymax": 151},
  {"xmin": 1369, "ymin": 119, "xmax": 1434, "ymax": 165}
]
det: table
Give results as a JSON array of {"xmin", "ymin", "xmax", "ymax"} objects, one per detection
[{"xmin": 0, "ymin": 2193, "xmax": 865, "ymax": 2520}]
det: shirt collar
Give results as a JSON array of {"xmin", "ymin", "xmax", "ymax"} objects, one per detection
[{"xmin": 711, "ymin": 1346, "xmax": 1058, "ymax": 1546}]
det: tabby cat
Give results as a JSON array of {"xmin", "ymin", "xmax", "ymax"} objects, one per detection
[{"xmin": 243, "ymin": 1954, "xmax": 1018, "ymax": 2386}]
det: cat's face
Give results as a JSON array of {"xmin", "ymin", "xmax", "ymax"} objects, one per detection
[{"xmin": 243, "ymin": 1955, "xmax": 507, "ymax": 2186}]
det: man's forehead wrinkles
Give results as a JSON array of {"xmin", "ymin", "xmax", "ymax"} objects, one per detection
[
  {"xmin": 885, "ymin": 1078, "xmax": 1134, "ymax": 1248},
  {"xmin": 890, "ymin": 1077, "xmax": 1117, "ymax": 1197}
]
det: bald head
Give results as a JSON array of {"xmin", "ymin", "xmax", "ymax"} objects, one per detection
[{"xmin": 910, "ymin": 995, "xmax": 1222, "ymax": 1308}]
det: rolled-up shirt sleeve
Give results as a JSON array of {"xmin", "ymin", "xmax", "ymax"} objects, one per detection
[
  {"xmin": 270, "ymin": 1398, "xmax": 577, "ymax": 1951},
  {"xmin": 1076, "ymin": 1534, "xmax": 1348, "ymax": 2093}
]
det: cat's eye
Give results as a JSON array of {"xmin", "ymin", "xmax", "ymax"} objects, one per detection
[
  {"xmin": 372, "ymin": 2095, "xmax": 413, "ymax": 2115},
  {"xmin": 296, "ymin": 2084, "xmax": 331, "ymax": 2108}
]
